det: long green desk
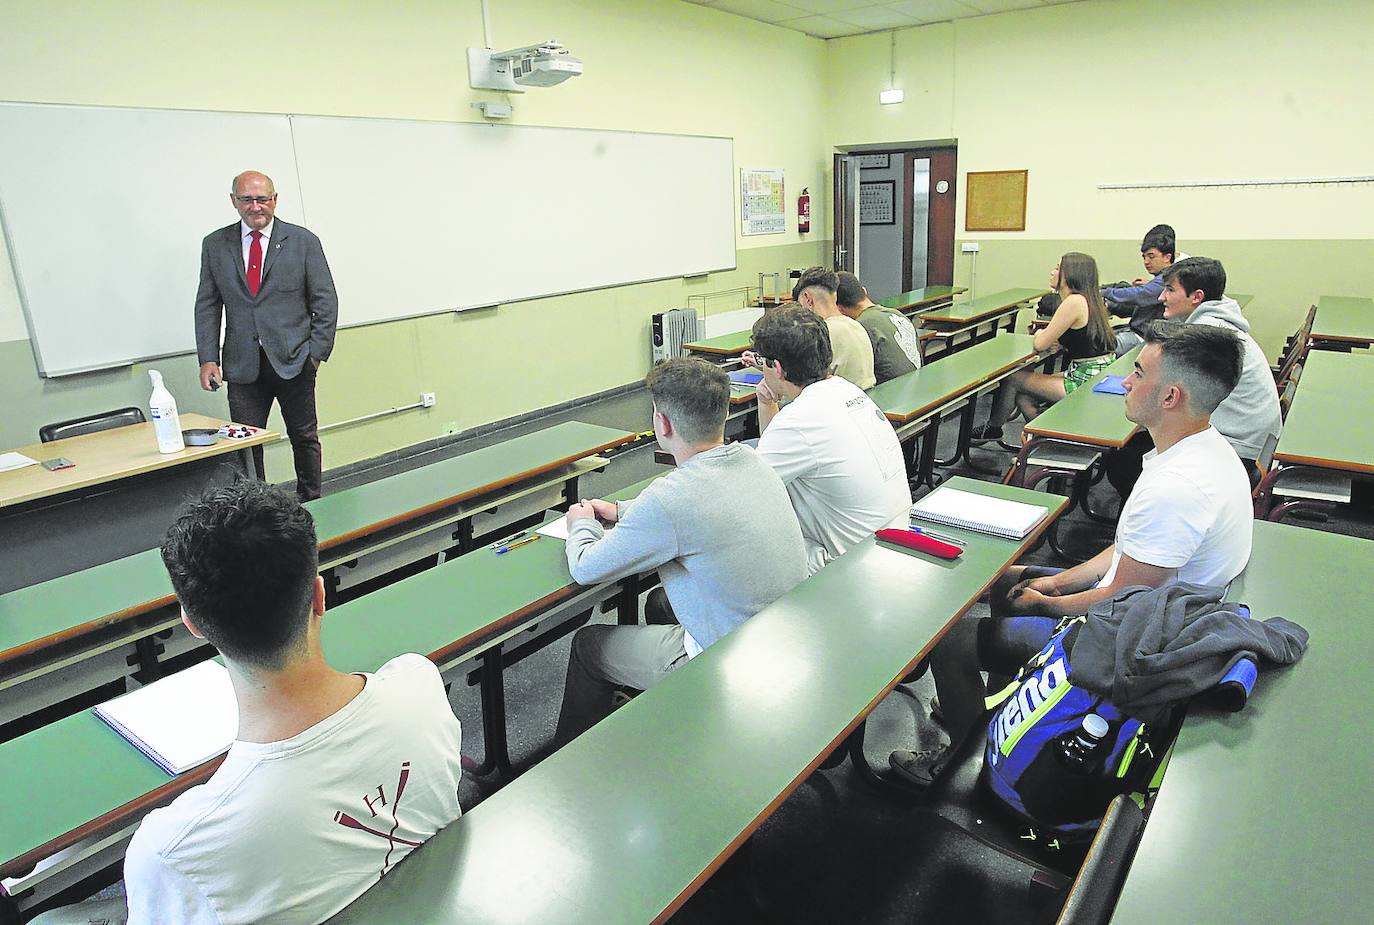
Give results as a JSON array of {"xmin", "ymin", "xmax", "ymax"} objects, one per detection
[
  {"xmin": 1310, "ymin": 294, "xmax": 1374, "ymax": 348},
  {"xmin": 0, "ymin": 474, "xmax": 659, "ymax": 915},
  {"xmin": 684, "ymin": 329, "xmax": 752, "ymax": 358},
  {"xmin": 919, "ymin": 288, "xmax": 1049, "ymax": 327},
  {"xmin": 919, "ymin": 288, "xmax": 1050, "ymax": 360},
  {"xmin": 876, "ymin": 284, "xmax": 966, "ymax": 314},
  {"xmin": 684, "ymin": 286, "xmax": 968, "ymax": 360},
  {"xmin": 323, "ymin": 477, "xmax": 1068, "ymax": 925},
  {"xmin": 871, "ymin": 334, "xmax": 1044, "ymax": 430},
  {"xmin": 0, "ymin": 421, "xmax": 634, "ymax": 733},
  {"xmin": 1253, "ymin": 350, "xmax": 1374, "ymax": 520},
  {"xmin": 1010, "ymin": 347, "xmax": 1142, "ymax": 486},
  {"xmin": 870, "ymin": 334, "xmax": 1048, "ymax": 485},
  {"xmin": 1112, "ymin": 523, "xmax": 1373, "ymax": 925}
]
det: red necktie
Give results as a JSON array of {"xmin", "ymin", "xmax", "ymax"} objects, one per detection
[{"xmin": 247, "ymin": 230, "xmax": 263, "ymax": 296}]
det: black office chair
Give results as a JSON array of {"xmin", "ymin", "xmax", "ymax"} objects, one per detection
[{"xmin": 38, "ymin": 407, "xmax": 145, "ymax": 443}]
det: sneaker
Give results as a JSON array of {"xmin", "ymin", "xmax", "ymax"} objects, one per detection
[
  {"xmin": 968, "ymin": 422, "xmax": 1004, "ymax": 444},
  {"xmin": 888, "ymin": 744, "xmax": 950, "ymax": 787}
]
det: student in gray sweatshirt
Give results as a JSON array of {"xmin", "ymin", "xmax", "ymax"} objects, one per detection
[
  {"xmin": 1105, "ymin": 257, "xmax": 1282, "ymax": 497},
  {"xmin": 552, "ymin": 357, "xmax": 808, "ymax": 745},
  {"xmin": 1159, "ymin": 257, "xmax": 1282, "ymax": 468}
]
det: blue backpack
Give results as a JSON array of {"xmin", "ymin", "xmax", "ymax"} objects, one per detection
[{"xmin": 980, "ymin": 619, "xmax": 1170, "ymax": 843}]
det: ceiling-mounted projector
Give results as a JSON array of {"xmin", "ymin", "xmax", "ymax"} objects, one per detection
[{"xmin": 468, "ymin": 41, "xmax": 583, "ymax": 93}]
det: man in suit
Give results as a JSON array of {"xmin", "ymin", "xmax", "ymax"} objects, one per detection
[{"xmin": 195, "ymin": 170, "xmax": 338, "ymax": 500}]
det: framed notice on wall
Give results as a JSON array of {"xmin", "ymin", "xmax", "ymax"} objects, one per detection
[
  {"xmin": 855, "ymin": 153, "xmax": 890, "ymax": 170},
  {"xmin": 966, "ymin": 169, "xmax": 1028, "ymax": 232},
  {"xmin": 740, "ymin": 167, "xmax": 786, "ymax": 235},
  {"xmin": 859, "ymin": 180, "xmax": 895, "ymax": 225}
]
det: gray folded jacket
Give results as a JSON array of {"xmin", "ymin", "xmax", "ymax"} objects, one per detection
[{"xmin": 1069, "ymin": 582, "xmax": 1309, "ymax": 719}]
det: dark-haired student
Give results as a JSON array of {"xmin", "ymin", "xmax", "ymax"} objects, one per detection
[
  {"xmin": 794, "ymin": 266, "xmax": 876, "ymax": 389},
  {"xmin": 553, "ymin": 358, "xmax": 807, "ymax": 744},
  {"xmin": 745, "ymin": 304, "xmax": 911, "ymax": 574},
  {"xmin": 891, "ymin": 322, "xmax": 1254, "ymax": 786},
  {"xmin": 1106, "ymin": 257, "xmax": 1281, "ymax": 497},
  {"xmin": 124, "ymin": 481, "xmax": 463, "ymax": 925},
  {"xmin": 970, "ymin": 252, "xmax": 1115, "ymax": 443},
  {"xmin": 1105, "ymin": 223, "xmax": 1189, "ymax": 355},
  {"xmin": 836, "ymin": 271, "xmax": 923, "ymax": 384}
]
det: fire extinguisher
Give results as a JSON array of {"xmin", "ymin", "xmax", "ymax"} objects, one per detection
[{"xmin": 798, "ymin": 188, "xmax": 811, "ymax": 234}]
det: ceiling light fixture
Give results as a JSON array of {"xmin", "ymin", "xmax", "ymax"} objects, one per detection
[{"xmin": 880, "ymin": 31, "xmax": 903, "ymax": 105}]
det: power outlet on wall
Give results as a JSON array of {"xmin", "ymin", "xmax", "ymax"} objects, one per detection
[
  {"xmin": 961, "ymin": 242, "xmax": 980, "ymax": 253},
  {"xmin": 421, "ymin": 392, "xmax": 436, "ymax": 407}
]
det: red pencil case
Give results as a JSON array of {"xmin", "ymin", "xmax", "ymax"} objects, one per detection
[{"xmin": 876, "ymin": 528, "xmax": 963, "ymax": 560}]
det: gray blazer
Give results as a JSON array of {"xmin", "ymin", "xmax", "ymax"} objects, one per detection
[{"xmin": 194, "ymin": 219, "xmax": 339, "ymax": 382}]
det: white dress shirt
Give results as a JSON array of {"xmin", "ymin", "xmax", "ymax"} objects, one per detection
[{"xmin": 240, "ymin": 219, "xmax": 275, "ymax": 271}]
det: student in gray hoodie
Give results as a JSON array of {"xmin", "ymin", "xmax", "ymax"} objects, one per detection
[
  {"xmin": 1106, "ymin": 257, "xmax": 1281, "ymax": 497},
  {"xmin": 552, "ymin": 357, "xmax": 808, "ymax": 745},
  {"xmin": 1159, "ymin": 257, "xmax": 1282, "ymax": 471}
]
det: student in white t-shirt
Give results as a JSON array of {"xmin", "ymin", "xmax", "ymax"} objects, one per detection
[
  {"xmin": 744, "ymin": 303, "xmax": 912, "ymax": 574},
  {"xmin": 119, "ymin": 481, "xmax": 463, "ymax": 925},
  {"xmin": 890, "ymin": 321, "xmax": 1253, "ymax": 787}
]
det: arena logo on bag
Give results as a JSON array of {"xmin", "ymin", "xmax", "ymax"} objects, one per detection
[{"xmin": 988, "ymin": 654, "xmax": 1069, "ymax": 762}]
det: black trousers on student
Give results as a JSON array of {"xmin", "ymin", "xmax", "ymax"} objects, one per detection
[{"xmin": 228, "ymin": 348, "xmax": 322, "ymax": 501}]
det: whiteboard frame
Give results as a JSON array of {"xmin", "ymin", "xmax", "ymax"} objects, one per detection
[{"xmin": 0, "ymin": 100, "xmax": 738, "ymax": 377}]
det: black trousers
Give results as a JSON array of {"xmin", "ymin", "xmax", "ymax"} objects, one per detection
[{"xmin": 228, "ymin": 349, "xmax": 322, "ymax": 501}]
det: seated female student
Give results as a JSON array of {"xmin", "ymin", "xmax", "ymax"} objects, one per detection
[{"xmin": 970, "ymin": 252, "xmax": 1115, "ymax": 442}]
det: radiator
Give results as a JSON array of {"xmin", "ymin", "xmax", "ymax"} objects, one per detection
[{"xmin": 650, "ymin": 308, "xmax": 702, "ymax": 364}]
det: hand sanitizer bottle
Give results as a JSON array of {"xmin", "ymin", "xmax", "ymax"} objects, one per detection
[{"xmin": 148, "ymin": 370, "xmax": 185, "ymax": 454}]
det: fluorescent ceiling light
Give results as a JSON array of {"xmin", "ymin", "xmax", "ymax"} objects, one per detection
[{"xmin": 879, "ymin": 88, "xmax": 904, "ymax": 105}]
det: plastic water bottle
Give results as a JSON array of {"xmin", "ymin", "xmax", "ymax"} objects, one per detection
[
  {"xmin": 148, "ymin": 369, "xmax": 185, "ymax": 454},
  {"xmin": 1055, "ymin": 714, "xmax": 1109, "ymax": 774}
]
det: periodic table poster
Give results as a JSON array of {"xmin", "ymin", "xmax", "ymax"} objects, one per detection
[{"xmin": 740, "ymin": 167, "xmax": 785, "ymax": 236}]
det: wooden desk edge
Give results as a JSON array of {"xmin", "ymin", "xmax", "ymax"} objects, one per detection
[
  {"xmin": 0, "ymin": 426, "xmax": 278, "ymax": 510},
  {"xmin": 1270, "ymin": 451, "xmax": 1374, "ymax": 476},
  {"xmin": 1020, "ymin": 423, "xmax": 1140, "ymax": 449}
]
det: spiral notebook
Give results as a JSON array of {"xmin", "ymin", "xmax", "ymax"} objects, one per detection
[
  {"xmin": 94, "ymin": 660, "xmax": 237, "ymax": 775},
  {"xmin": 909, "ymin": 486, "xmax": 1049, "ymax": 540}
]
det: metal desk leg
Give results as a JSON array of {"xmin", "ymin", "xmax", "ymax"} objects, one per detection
[
  {"xmin": 561, "ymin": 475, "xmax": 581, "ymax": 512},
  {"xmin": 617, "ymin": 573, "xmax": 642, "ymax": 626},
  {"xmin": 914, "ymin": 419, "xmax": 944, "ymax": 490},
  {"xmin": 469, "ymin": 645, "xmax": 514, "ymax": 780}
]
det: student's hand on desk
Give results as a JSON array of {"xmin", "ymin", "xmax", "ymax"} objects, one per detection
[
  {"xmin": 199, "ymin": 362, "xmax": 222, "ymax": 392},
  {"xmin": 566, "ymin": 501, "xmax": 597, "ymax": 527},
  {"xmin": 1131, "ymin": 276, "xmax": 1148, "ymax": 286},
  {"xmin": 583, "ymin": 499, "xmax": 619, "ymax": 524}
]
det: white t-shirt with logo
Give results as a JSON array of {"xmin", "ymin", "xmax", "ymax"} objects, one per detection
[
  {"xmin": 1100, "ymin": 425, "xmax": 1253, "ymax": 589},
  {"xmin": 757, "ymin": 376, "xmax": 912, "ymax": 573},
  {"xmin": 124, "ymin": 654, "xmax": 463, "ymax": 925}
]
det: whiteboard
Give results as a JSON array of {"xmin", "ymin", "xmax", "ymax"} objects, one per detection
[
  {"xmin": 0, "ymin": 102, "xmax": 737, "ymax": 377},
  {"xmin": 291, "ymin": 116, "xmax": 736, "ymax": 324},
  {"xmin": 0, "ymin": 102, "xmax": 301, "ymax": 376}
]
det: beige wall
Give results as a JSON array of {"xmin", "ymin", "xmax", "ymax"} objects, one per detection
[
  {"xmin": 825, "ymin": 0, "xmax": 1374, "ymax": 355},
  {"xmin": 0, "ymin": 0, "xmax": 829, "ymax": 462},
  {"xmin": 4, "ymin": 0, "xmax": 1371, "ymax": 459}
]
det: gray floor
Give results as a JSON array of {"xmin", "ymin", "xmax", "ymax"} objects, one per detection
[{"xmin": 313, "ymin": 383, "xmax": 1373, "ymax": 925}]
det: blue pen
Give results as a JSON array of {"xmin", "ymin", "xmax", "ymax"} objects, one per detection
[
  {"xmin": 495, "ymin": 534, "xmax": 541, "ymax": 555},
  {"xmin": 907, "ymin": 525, "xmax": 965, "ymax": 546}
]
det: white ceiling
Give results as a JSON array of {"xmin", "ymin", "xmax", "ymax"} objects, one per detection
[{"xmin": 682, "ymin": 0, "xmax": 1082, "ymax": 39}]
